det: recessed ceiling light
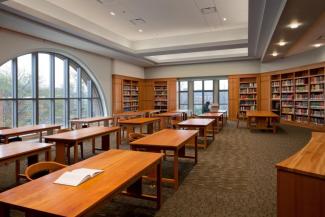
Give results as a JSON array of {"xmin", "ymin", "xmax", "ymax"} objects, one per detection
[
  {"xmin": 278, "ymin": 41, "xmax": 287, "ymax": 46},
  {"xmin": 223, "ymin": 17, "xmax": 227, "ymax": 21},
  {"xmin": 110, "ymin": 11, "xmax": 116, "ymax": 16},
  {"xmin": 138, "ymin": 29, "xmax": 143, "ymax": 33},
  {"xmin": 271, "ymin": 51, "xmax": 279, "ymax": 57},
  {"xmin": 288, "ymin": 21, "xmax": 301, "ymax": 29},
  {"xmin": 313, "ymin": 43, "xmax": 322, "ymax": 48}
]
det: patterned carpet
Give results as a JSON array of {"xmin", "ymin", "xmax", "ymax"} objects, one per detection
[{"xmin": 0, "ymin": 121, "xmax": 312, "ymax": 217}]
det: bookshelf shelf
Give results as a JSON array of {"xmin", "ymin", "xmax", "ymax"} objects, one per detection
[
  {"xmin": 154, "ymin": 80, "xmax": 168, "ymax": 112},
  {"xmin": 122, "ymin": 79, "xmax": 139, "ymax": 112},
  {"xmin": 270, "ymin": 67, "xmax": 325, "ymax": 127}
]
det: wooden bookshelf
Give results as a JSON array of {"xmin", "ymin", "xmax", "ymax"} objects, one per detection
[
  {"xmin": 154, "ymin": 80, "xmax": 168, "ymax": 112},
  {"xmin": 270, "ymin": 67, "xmax": 325, "ymax": 127},
  {"xmin": 239, "ymin": 76, "xmax": 258, "ymax": 115},
  {"xmin": 122, "ymin": 79, "xmax": 139, "ymax": 112}
]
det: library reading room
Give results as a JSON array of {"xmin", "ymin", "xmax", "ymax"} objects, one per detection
[{"xmin": 0, "ymin": 0, "xmax": 324, "ymax": 217}]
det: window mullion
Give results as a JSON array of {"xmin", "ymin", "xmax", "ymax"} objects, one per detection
[
  {"xmin": 77, "ymin": 67, "xmax": 81, "ymax": 118},
  {"xmin": 50, "ymin": 54, "xmax": 55, "ymax": 124},
  {"xmin": 64, "ymin": 58, "xmax": 70, "ymax": 128},
  {"xmin": 12, "ymin": 58, "xmax": 18, "ymax": 128},
  {"xmin": 32, "ymin": 53, "xmax": 38, "ymax": 125}
]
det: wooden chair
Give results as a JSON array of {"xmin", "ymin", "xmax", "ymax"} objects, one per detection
[
  {"xmin": 237, "ymin": 111, "xmax": 247, "ymax": 128},
  {"xmin": 56, "ymin": 128, "xmax": 86, "ymax": 164},
  {"xmin": 128, "ymin": 132, "xmax": 146, "ymax": 143},
  {"xmin": 25, "ymin": 161, "xmax": 66, "ymax": 181}
]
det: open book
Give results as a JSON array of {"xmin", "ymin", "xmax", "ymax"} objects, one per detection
[{"xmin": 54, "ymin": 168, "xmax": 103, "ymax": 186}]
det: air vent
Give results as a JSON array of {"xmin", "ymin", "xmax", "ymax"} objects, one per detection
[
  {"xmin": 200, "ymin": 7, "xmax": 217, "ymax": 15},
  {"xmin": 130, "ymin": 18, "xmax": 146, "ymax": 26}
]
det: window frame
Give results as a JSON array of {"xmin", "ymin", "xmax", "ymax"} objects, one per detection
[
  {"xmin": 178, "ymin": 80, "xmax": 189, "ymax": 110},
  {"xmin": 218, "ymin": 79, "xmax": 229, "ymax": 111},
  {"xmin": 0, "ymin": 52, "xmax": 104, "ymax": 128}
]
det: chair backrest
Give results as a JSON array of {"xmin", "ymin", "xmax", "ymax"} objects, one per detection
[
  {"xmin": 25, "ymin": 161, "xmax": 67, "ymax": 181},
  {"xmin": 128, "ymin": 133, "xmax": 146, "ymax": 142}
]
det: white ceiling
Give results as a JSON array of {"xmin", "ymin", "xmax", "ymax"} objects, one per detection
[{"xmin": 1, "ymin": 0, "xmax": 257, "ymax": 65}]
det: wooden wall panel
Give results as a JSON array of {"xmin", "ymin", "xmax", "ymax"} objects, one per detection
[
  {"xmin": 112, "ymin": 76, "xmax": 122, "ymax": 113},
  {"xmin": 167, "ymin": 79, "xmax": 177, "ymax": 111},
  {"xmin": 228, "ymin": 76, "xmax": 239, "ymax": 120},
  {"xmin": 142, "ymin": 80, "xmax": 154, "ymax": 109},
  {"xmin": 260, "ymin": 74, "xmax": 271, "ymax": 111}
]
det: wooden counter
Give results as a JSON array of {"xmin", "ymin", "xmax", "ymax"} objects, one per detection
[{"xmin": 276, "ymin": 132, "xmax": 325, "ymax": 217}]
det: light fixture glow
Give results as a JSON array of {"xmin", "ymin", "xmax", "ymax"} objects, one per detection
[
  {"xmin": 223, "ymin": 17, "xmax": 227, "ymax": 21},
  {"xmin": 110, "ymin": 11, "xmax": 116, "ymax": 16},
  {"xmin": 138, "ymin": 29, "xmax": 143, "ymax": 33},
  {"xmin": 313, "ymin": 43, "xmax": 322, "ymax": 48},
  {"xmin": 288, "ymin": 21, "xmax": 301, "ymax": 29},
  {"xmin": 271, "ymin": 51, "xmax": 279, "ymax": 57},
  {"xmin": 278, "ymin": 41, "xmax": 287, "ymax": 46}
]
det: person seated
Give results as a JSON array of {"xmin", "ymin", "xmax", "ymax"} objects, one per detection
[{"xmin": 203, "ymin": 101, "xmax": 210, "ymax": 113}]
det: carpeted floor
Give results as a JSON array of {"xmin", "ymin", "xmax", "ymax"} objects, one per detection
[{"xmin": 0, "ymin": 121, "xmax": 312, "ymax": 217}]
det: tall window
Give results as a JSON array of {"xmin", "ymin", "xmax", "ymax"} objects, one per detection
[
  {"xmin": 219, "ymin": 80, "xmax": 229, "ymax": 110},
  {"xmin": 178, "ymin": 81, "xmax": 188, "ymax": 109},
  {"xmin": 0, "ymin": 52, "xmax": 104, "ymax": 128},
  {"xmin": 193, "ymin": 80, "xmax": 214, "ymax": 115}
]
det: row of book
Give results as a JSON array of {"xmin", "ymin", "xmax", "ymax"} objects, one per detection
[
  {"xmin": 310, "ymin": 76, "xmax": 324, "ymax": 84},
  {"xmin": 295, "ymin": 101, "xmax": 308, "ymax": 107},
  {"xmin": 240, "ymin": 95, "xmax": 256, "ymax": 99},
  {"xmin": 310, "ymin": 93, "xmax": 324, "ymax": 99},
  {"xmin": 282, "ymin": 86, "xmax": 294, "ymax": 92},
  {"xmin": 311, "ymin": 110, "xmax": 324, "ymax": 117},
  {"xmin": 311, "ymin": 117, "xmax": 324, "ymax": 125},
  {"xmin": 295, "ymin": 78, "xmax": 308, "ymax": 85},
  {"xmin": 272, "ymin": 81, "xmax": 280, "ymax": 87},
  {"xmin": 240, "ymin": 83, "xmax": 256, "ymax": 88},
  {"xmin": 272, "ymin": 94, "xmax": 280, "ymax": 99},
  {"xmin": 295, "ymin": 86, "xmax": 308, "ymax": 92},
  {"xmin": 295, "ymin": 108, "xmax": 308, "ymax": 115},
  {"xmin": 282, "ymin": 80, "xmax": 294, "ymax": 86},
  {"xmin": 240, "ymin": 88, "xmax": 256, "ymax": 94},
  {"xmin": 282, "ymin": 101, "xmax": 294, "ymax": 107},
  {"xmin": 282, "ymin": 107, "xmax": 294, "ymax": 114},
  {"xmin": 240, "ymin": 101, "xmax": 256, "ymax": 105},
  {"xmin": 310, "ymin": 101, "xmax": 324, "ymax": 108},
  {"xmin": 311, "ymin": 84, "xmax": 324, "ymax": 91},
  {"xmin": 240, "ymin": 105, "xmax": 256, "ymax": 111}
]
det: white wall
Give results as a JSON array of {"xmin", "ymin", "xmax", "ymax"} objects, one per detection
[
  {"xmin": 112, "ymin": 59, "xmax": 145, "ymax": 78},
  {"xmin": 144, "ymin": 60, "xmax": 261, "ymax": 78}
]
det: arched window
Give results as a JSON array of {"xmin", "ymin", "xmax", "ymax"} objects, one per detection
[{"xmin": 0, "ymin": 52, "xmax": 104, "ymax": 127}]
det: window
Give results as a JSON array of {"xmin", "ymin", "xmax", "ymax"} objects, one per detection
[
  {"xmin": 178, "ymin": 81, "xmax": 188, "ymax": 109},
  {"xmin": 219, "ymin": 79, "xmax": 229, "ymax": 111},
  {"xmin": 0, "ymin": 52, "xmax": 104, "ymax": 127},
  {"xmin": 193, "ymin": 80, "xmax": 214, "ymax": 115}
]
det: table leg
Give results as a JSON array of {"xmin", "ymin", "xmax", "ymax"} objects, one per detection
[
  {"xmin": 147, "ymin": 123, "xmax": 154, "ymax": 134},
  {"xmin": 156, "ymin": 161, "xmax": 162, "ymax": 209},
  {"xmin": 102, "ymin": 134, "xmax": 110, "ymax": 150},
  {"xmin": 39, "ymin": 132, "xmax": 42, "ymax": 142},
  {"xmin": 116, "ymin": 129, "xmax": 121, "ymax": 149},
  {"xmin": 173, "ymin": 149, "xmax": 179, "ymax": 190},
  {"xmin": 216, "ymin": 118, "xmax": 219, "ymax": 133},
  {"xmin": 15, "ymin": 160, "xmax": 20, "ymax": 184},
  {"xmin": 104, "ymin": 120, "xmax": 109, "ymax": 127},
  {"xmin": 0, "ymin": 204, "xmax": 9, "ymax": 217},
  {"xmin": 194, "ymin": 135, "xmax": 198, "ymax": 164},
  {"xmin": 45, "ymin": 149, "xmax": 51, "ymax": 161},
  {"xmin": 73, "ymin": 142, "xmax": 79, "ymax": 163},
  {"xmin": 212, "ymin": 123, "xmax": 215, "ymax": 141},
  {"xmin": 55, "ymin": 142, "xmax": 66, "ymax": 164},
  {"xmin": 3, "ymin": 137, "xmax": 8, "ymax": 144},
  {"xmin": 203, "ymin": 127, "xmax": 208, "ymax": 149}
]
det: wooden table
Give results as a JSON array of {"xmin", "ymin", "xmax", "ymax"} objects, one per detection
[
  {"xmin": 170, "ymin": 110, "xmax": 192, "ymax": 120},
  {"xmin": 177, "ymin": 118, "xmax": 215, "ymax": 149},
  {"xmin": 217, "ymin": 109, "xmax": 227, "ymax": 123},
  {"xmin": 155, "ymin": 112, "xmax": 180, "ymax": 129},
  {"xmin": 0, "ymin": 124, "xmax": 61, "ymax": 144},
  {"xmin": 198, "ymin": 112, "xmax": 224, "ymax": 133},
  {"xmin": 140, "ymin": 109, "xmax": 160, "ymax": 117},
  {"xmin": 113, "ymin": 111, "xmax": 145, "ymax": 119},
  {"xmin": 0, "ymin": 142, "xmax": 53, "ymax": 183},
  {"xmin": 130, "ymin": 129, "xmax": 198, "ymax": 189},
  {"xmin": 70, "ymin": 116, "xmax": 115, "ymax": 129},
  {"xmin": 0, "ymin": 150, "xmax": 163, "ymax": 216},
  {"xmin": 276, "ymin": 132, "xmax": 325, "ymax": 217},
  {"xmin": 246, "ymin": 111, "xmax": 279, "ymax": 133},
  {"xmin": 44, "ymin": 126, "xmax": 121, "ymax": 164},
  {"xmin": 119, "ymin": 118, "xmax": 160, "ymax": 135}
]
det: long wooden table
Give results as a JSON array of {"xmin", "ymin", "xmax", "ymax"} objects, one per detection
[
  {"xmin": 70, "ymin": 116, "xmax": 115, "ymax": 129},
  {"xmin": 0, "ymin": 124, "xmax": 61, "ymax": 144},
  {"xmin": 113, "ymin": 111, "xmax": 145, "ymax": 119},
  {"xmin": 141, "ymin": 109, "xmax": 160, "ymax": 117},
  {"xmin": 130, "ymin": 129, "xmax": 198, "ymax": 190},
  {"xmin": 170, "ymin": 110, "xmax": 192, "ymax": 120},
  {"xmin": 177, "ymin": 118, "xmax": 215, "ymax": 149},
  {"xmin": 0, "ymin": 150, "xmax": 163, "ymax": 216},
  {"xmin": 276, "ymin": 132, "xmax": 325, "ymax": 217},
  {"xmin": 155, "ymin": 112, "xmax": 180, "ymax": 129},
  {"xmin": 0, "ymin": 142, "xmax": 53, "ymax": 183},
  {"xmin": 44, "ymin": 126, "xmax": 121, "ymax": 164},
  {"xmin": 198, "ymin": 112, "xmax": 223, "ymax": 133},
  {"xmin": 119, "ymin": 118, "xmax": 161, "ymax": 135},
  {"xmin": 246, "ymin": 111, "xmax": 279, "ymax": 133}
]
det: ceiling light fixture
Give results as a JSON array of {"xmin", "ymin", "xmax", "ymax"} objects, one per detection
[
  {"xmin": 313, "ymin": 43, "xmax": 323, "ymax": 48},
  {"xmin": 223, "ymin": 17, "xmax": 227, "ymax": 21},
  {"xmin": 271, "ymin": 51, "xmax": 279, "ymax": 57},
  {"xmin": 278, "ymin": 41, "xmax": 287, "ymax": 46},
  {"xmin": 138, "ymin": 29, "xmax": 143, "ymax": 33},
  {"xmin": 288, "ymin": 21, "xmax": 301, "ymax": 29},
  {"xmin": 110, "ymin": 11, "xmax": 116, "ymax": 16}
]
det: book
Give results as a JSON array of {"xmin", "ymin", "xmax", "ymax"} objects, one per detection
[{"xmin": 54, "ymin": 168, "xmax": 103, "ymax": 186}]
